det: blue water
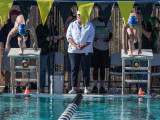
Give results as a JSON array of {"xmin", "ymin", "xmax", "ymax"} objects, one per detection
[
  {"xmin": 0, "ymin": 95, "xmax": 160, "ymax": 120},
  {"xmin": 0, "ymin": 95, "xmax": 72, "ymax": 120}
]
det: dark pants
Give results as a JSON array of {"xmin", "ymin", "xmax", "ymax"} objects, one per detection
[
  {"xmin": 93, "ymin": 68, "xmax": 105, "ymax": 80},
  {"xmin": 91, "ymin": 48, "xmax": 110, "ymax": 80},
  {"xmin": 69, "ymin": 53, "xmax": 92, "ymax": 87},
  {"xmin": 40, "ymin": 52, "xmax": 54, "ymax": 90}
]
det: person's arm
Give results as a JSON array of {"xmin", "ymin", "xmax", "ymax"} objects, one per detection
[
  {"xmin": 0, "ymin": 25, "xmax": 7, "ymax": 43},
  {"xmin": 104, "ymin": 21, "xmax": 113, "ymax": 42},
  {"xmin": 65, "ymin": 16, "xmax": 73, "ymax": 25},
  {"xmin": 5, "ymin": 27, "xmax": 18, "ymax": 51},
  {"xmin": 66, "ymin": 22, "xmax": 73, "ymax": 41},
  {"xmin": 68, "ymin": 38, "xmax": 81, "ymax": 50},
  {"xmin": 84, "ymin": 23, "xmax": 95, "ymax": 44},
  {"xmin": 28, "ymin": 26, "xmax": 38, "ymax": 50},
  {"xmin": 79, "ymin": 23, "xmax": 95, "ymax": 50},
  {"xmin": 104, "ymin": 33, "xmax": 113, "ymax": 42},
  {"xmin": 79, "ymin": 42, "xmax": 91, "ymax": 50},
  {"xmin": 54, "ymin": 35, "xmax": 64, "ymax": 43},
  {"xmin": 141, "ymin": 20, "xmax": 145, "ymax": 28},
  {"xmin": 0, "ymin": 25, "xmax": 7, "ymax": 51},
  {"xmin": 122, "ymin": 24, "xmax": 126, "ymax": 49},
  {"xmin": 153, "ymin": 17, "xmax": 160, "ymax": 31},
  {"xmin": 66, "ymin": 22, "xmax": 79, "ymax": 49},
  {"xmin": 142, "ymin": 28, "xmax": 151, "ymax": 39},
  {"xmin": 122, "ymin": 24, "xmax": 129, "ymax": 54},
  {"xmin": 66, "ymin": 22, "xmax": 81, "ymax": 50},
  {"xmin": 136, "ymin": 24, "xmax": 142, "ymax": 54}
]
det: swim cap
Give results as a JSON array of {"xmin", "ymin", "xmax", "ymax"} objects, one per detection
[
  {"xmin": 149, "ymin": 17, "xmax": 156, "ymax": 24},
  {"xmin": 129, "ymin": 16, "xmax": 137, "ymax": 25},
  {"xmin": 18, "ymin": 24, "xmax": 27, "ymax": 35}
]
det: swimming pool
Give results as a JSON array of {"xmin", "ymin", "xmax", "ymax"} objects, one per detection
[{"xmin": 0, "ymin": 94, "xmax": 160, "ymax": 120}]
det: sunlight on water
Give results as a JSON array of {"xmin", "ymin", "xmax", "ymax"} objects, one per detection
[{"xmin": 0, "ymin": 96, "xmax": 160, "ymax": 120}]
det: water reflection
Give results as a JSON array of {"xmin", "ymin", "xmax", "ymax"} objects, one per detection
[
  {"xmin": 0, "ymin": 96, "xmax": 73, "ymax": 120},
  {"xmin": 0, "ymin": 96, "xmax": 160, "ymax": 120},
  {"xmin": 73, "ymin": 97, "xmax": 160, "ymax": 120}
]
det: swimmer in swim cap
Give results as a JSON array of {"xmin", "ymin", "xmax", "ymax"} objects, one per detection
[
  {"xmin": 129, "ymin": 15, "xmax": 138, "ymax": 29},
  {"xmin": 122, "ymin": 13, "xmax": 142, "ymax": 57},
  {"xmin": 5, "ymin": 14, "xmax": 38, "ymax": 55},
  {"xmin": 18, "ymin": 24, "xmax": 27, "ymax": 36}
]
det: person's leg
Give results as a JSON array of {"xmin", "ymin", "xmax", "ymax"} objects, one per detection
[
  {"xmin": 77, "ymin": 67, "xmax": 82, "ymax": 92},
  {"xmin": 99, "ymin": 50, "xmax": 108, "ymax": 93},
  {"xmin": 46, "ymin": 52, "xmax": 54, "ymax": 91},
  {"xmin": 4, "ymin": 71, "xmax": 10, "ymax": 86},
  {"xmin": 68, "ymin": 53, "xmax": 81, "ymax": 93},
  {"xmin": 93, "ymin": 67, "xmax": 98, "ymax": 86},
  {"xmin": 100, "ymin": 67, "xmax": 105, "ymax": 86},
  {"xmin": 99, "ymin": 67, "xmax": 106, "ymax": 93},
  {"xmin": 18, "ymin": 37, "xmax": 24, "ymax": 55},
  {"xmin": 91, "ymin": 67, "xmax": 98, "ymax": 93},
  {"xmin": 3, "ymin": 71, "xmax": 11, "ymax": 93},
  {"xmin": 91, "ymin": 48, "xmax": 99, "ymax": 93},
  {"xmin": 64, "ymin": 53, "xmax": 71, "ymax": 90},
  {"xmin": 2, "ymin": 51, "xmax": 11, "ymax": 93},
  {"xmin": 23, "ymin": 36, "xmax": 27, "ymax": 49},
  {"xmin": 40, "ymin": 55, "xmax": 48, "ymax": 92},
  {"xmin": 16, "ymin": 72, "xmax": 22, "ymax": 93},
  {"xmin": 47, "ymin": 52, "xmax": 54, "ymax": 76},
  {"xmin": 100, "ymin": 50, "xmax": 106, "ymax": 87},
  {"xmin": 128, "ymin": 39, "xmax": 133, "ymax": 57},
  {"xmin": 81, "ymin": 53, "xmax": 92, "ymax": 93}
]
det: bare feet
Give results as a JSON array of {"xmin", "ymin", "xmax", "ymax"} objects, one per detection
[
  {"xmin": 128, "ymin": 50, "xmax": 133, "ymax": 57},
  {"xmin": 138, "ymin": 49, "xmax": 142, "ymax": 55},
  {"xmin": 33, "ymin": 43, "xmax": 38, "ymax": 51},
  {"xmin": 124, "ymin": 49, "xmax": 128, "ymax": 55},
  {"xmin": 18, "ymin": 48, "xmax": 23, "ymax": 55}
]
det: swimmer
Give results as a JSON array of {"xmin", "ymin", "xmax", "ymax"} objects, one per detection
[
  {"xmin": 5, "ymin": 14, "xmax": 38, "ymax": 55},
  {"xmin": 122, "ymin": 13, "xmax": 142, "ymax": 57}
]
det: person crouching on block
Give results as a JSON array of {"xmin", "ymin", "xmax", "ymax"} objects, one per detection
[
  {"xmin": 122, "ymin": 13, "xmax": 142, "ymax": 57},
  {"xmin": 5, "ymin": 15, "xmax": 38, "ymax": 55}
]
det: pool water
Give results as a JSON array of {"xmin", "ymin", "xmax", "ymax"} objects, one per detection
[
  {"xmin": 0, "ymin": 95, "xmax": 160, "ymax": 120},
  {"xmin": 0, "ymin": 95, "xmax": 73, "ymax": 120},
  {"xmin": 74, "ymin": 97, "xmax": 160, "ymax": 120}
]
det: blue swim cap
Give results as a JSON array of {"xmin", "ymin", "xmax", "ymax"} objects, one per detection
[
  {"xmin": 18, "ymin": 24, "xmax": 27, "ymax": 35},
  {"xmin": 129, "ymin": 16, "xmax": 137, "ymax": 25}
]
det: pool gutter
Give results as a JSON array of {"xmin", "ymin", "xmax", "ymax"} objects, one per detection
[{"xmin": 0, "ymin": 93, "xmax": 151, "ymax": 98}]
